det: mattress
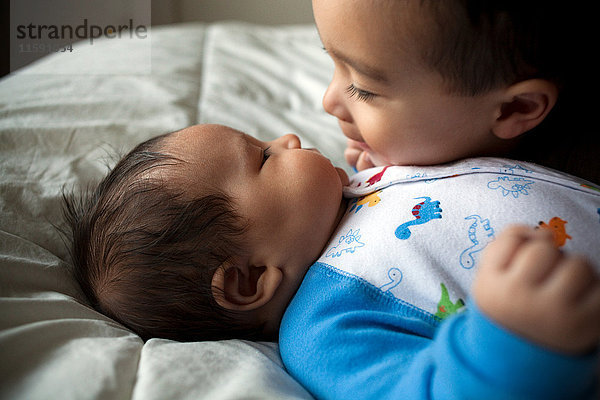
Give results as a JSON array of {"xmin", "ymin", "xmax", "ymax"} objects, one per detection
[{"xmin": 0, "ymin": 22, "xmax": 347, "ymax": 400}]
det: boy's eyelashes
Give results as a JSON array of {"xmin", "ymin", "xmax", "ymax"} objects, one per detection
[
  {"xmin": 345, "ymin": 83, "xmax": 376, "ymax": 102},
  {"xmin": 320, "ymin": 45, "xmax": 377, "ymax": 102}
]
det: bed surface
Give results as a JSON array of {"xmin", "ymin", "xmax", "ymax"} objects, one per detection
[{"xmin": 0, "ymin": 22, "xmax": 346, "ymax": 399}]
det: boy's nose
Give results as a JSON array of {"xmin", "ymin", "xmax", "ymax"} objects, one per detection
[
  {"xmin": 322, "ymin": 74, "xmax": 352, "ymax": 123},
  {"xmin": 274, "ymin": 133, "xmax": 301, "ymax": 149}
]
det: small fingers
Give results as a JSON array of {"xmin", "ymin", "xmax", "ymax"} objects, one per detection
[
  {"xmin": 548, "ymin": 255, "xmax": 599, "ymax": 303},
  {"xmin": 559, "ymin": 259, "xmax": 600, "ymax": 352},
  {"xmin": 481, "ymin": 225, "xmax": 539, "ymax": 272},
  {"xmin": 508, "ymin": 236, "xmax": 562, "ymax": 284},
  {"xmin": 578, "ymin": 284, "xmax": 600, "ymax": 325}
]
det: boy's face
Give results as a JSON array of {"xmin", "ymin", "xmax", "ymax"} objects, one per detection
[
  {"xmin": 165, "ymin": 124, "xmax": 348, "ymax": 305},
  {"xmin": 313, "ymin": 0, "xmax": 506, "ymax": 166}
]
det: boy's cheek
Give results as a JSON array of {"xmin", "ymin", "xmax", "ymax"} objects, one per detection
[{"xmin": 364, "ymin": 149, "xmax": 390, "ymax": 167}]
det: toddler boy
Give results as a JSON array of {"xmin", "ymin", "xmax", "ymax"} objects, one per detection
[
  {"xmin": 278, "ymin": 0, "xmax": 600, "ymax": 398},
  {"xmin": 315, "ymin": 0, "xmax": 599, "ymax": 184}
]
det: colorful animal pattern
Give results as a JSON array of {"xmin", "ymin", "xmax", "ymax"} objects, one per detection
[
  {"xmin": 538, "ymin": 217, "xmax": 572, "ymax": 247},
  {"xmin": 338, "ymin": 161, "xmax": 597, "ymax": 322},
  {"xmin": 487, "ymin": 176, "xmax": 535, "ymax": 198},
  {"xmin": 366, "ymin": 166, "xmax": 389, "ymax": 186},
  {"xmin": 349, "ymin": 191, "xmax": 382, "ymax": 213},
  {"xmin": 379, "ymin": 267, "xmax": 403, "ymax": 292},
  {"xmin": 459, "ymin": 215, "xmax": 495, "ymax": 269},
  {"xmin": 581, "ymin": 184, "xmax": 600, "ymax": 193},
  {"xmin": 488, "ymin": 164, "xmax": 535, "ymax": 198},
  {"xmin": 395, "ymin": 197, "xmax": 442, "ymax": 240},
  {"xmin": 325, "ymin": 229, "xmax": 365, "ymax": 258},
  {"xmin": 500, "ymin": 164, "xmax": 533, "ymax": 175},
  {"xmin": 434, "ymin": 283, "xmax": 465, "ymax": 320}
]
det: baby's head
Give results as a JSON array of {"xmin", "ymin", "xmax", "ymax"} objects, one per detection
[
  {"xmin": 63, "ymin": 124, "xmax": 348, "ymax": 341},
  {"xmin": 314, "ymin": 0, "xmax": 583, "ymax": 169}
]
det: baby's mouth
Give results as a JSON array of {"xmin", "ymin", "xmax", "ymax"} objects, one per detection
[{"xmin": 306, "ymin": 146, "xmax": 350, "ymax": 186}]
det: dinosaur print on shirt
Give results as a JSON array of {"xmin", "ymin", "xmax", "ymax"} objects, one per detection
[{"xmin": 395, "ymin": 197, "xmax": 442, "ymax": 240}]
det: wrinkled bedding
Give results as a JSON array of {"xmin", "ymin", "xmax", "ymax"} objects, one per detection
[{"xmin": 0, "ymin": 22, "xmax": 346, "ymax": 400}]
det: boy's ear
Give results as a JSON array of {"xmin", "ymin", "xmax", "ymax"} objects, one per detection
[
  {"xmin": 492, "ymin": 79, "xmax": 558, "ymax": 140},
  {"xmin": 211, "ymin": 260, "xmax": 283, "ymax": 312}
]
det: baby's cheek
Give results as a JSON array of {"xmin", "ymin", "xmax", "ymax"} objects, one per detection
[
  {"xmin": 286, "ymin": 153, "xmax": 341, "ymax": 200},
  {"xmin": 301, "ymin": 173, "xmax": 338, "ymax": 213}
]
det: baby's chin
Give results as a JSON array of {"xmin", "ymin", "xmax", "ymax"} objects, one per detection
[
  {"xmin": 333, "ymin": 196, "xmax": 348, "ymax": 233},
  {"xmin": 335, "ymin": 167, "xmax": 350, "ymax": 186}
]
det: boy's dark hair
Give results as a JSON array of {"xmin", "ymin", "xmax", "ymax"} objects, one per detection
[
  {"xmin": 422, "ymin": 0, "xmax": 599, "ymax": 184},
  {"xmin": 62, "ymin": 133, "xmax": 264, "ymax": 342},
  {"xmin": 423, "ymin": 1, "xmax": 570, "ymax": 96}
]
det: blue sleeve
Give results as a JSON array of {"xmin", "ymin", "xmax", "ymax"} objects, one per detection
[{"xmin": 279, "ymin": 264, "xmax": 598, "ymax": 400}]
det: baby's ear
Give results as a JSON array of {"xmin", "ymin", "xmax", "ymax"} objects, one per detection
[
  {"xmin": 211, "ymin": 260, "xmax": 282, "ymax": 311},
  {"xmin": 492, "ymin": 79, "xmax": 558, "ymax": 140}
]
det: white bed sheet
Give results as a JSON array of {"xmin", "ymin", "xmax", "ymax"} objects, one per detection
[{"xmin": 0, "ymin": 22, "xmax": 346, "ymax": 400}]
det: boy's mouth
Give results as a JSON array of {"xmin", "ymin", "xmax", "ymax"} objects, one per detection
[
  {"xmin": 338, "ymin": 120, "xmax": 364, "ymax": 143},
  {"xmin": 356, "ymin": 141, "xmax": 371, "ymax": 152}
]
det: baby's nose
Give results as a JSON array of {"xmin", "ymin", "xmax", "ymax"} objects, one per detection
[{"xmin": 277, "ymin": 133, "xmax": 301, "ymax": 149}]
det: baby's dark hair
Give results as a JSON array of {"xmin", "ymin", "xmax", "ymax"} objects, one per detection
[
  {"xmin": 62, "ymin": 132, "xmax": 264, "ymax": 342},
  {"xmin": 420, "ymin": 0, "xmax": 599, "ymax": 183}
]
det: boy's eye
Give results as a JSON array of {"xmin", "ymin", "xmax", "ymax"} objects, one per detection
[
  {"xmin": 346, "ymin": 84, "xmax": 376, "ymax": 102},
  {"xmin": 261, "ymin": 146, "xmax": 272, "ymax": 166}
]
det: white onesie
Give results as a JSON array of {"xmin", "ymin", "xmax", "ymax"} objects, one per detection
[{"xmin": 318, "ymin": 157, "xmax": 600, "ymax": 321}]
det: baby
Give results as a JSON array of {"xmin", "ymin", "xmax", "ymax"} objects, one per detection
[
  {"xmin": 63, "ymin": 124, "xmax": 349, "ymax": 341},
  {"xmin": 64, "ymin": 123, "xmax": 600, "ymax": 400}
]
